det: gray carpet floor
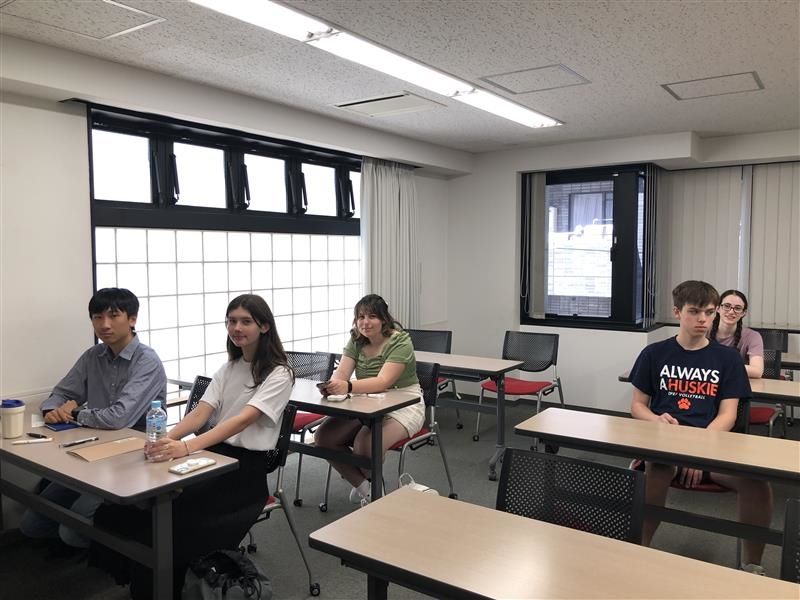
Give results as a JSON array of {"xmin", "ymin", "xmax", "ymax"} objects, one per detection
[{"xmin": 1, "ymin": 400, "xmax": 797, "ymax": 600}]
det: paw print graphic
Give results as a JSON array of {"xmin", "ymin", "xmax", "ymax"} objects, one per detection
[{"xmin": 677, "ymin": 397, "xmax": 691, "ymax": 410}]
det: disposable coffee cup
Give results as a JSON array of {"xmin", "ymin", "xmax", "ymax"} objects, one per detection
[{"xmin": 1, "ymin": 399, "xmax": 26, "ymax": 439}]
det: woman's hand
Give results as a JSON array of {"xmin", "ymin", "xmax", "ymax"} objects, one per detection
[
  {"xmin": 323, "ymin": 379, "xmax": 349, "ymax": 395},
  {"xmin": 145, "ymin": 437, "xmax": 190, "ymax": 462}
]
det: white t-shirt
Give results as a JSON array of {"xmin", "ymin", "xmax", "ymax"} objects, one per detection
[{"xmin": 200, "ymin": 359, "xmax": 292, "ymax": 450}]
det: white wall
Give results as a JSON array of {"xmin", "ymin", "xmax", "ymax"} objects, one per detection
[{"xmin": 0, "ymin": 93, "xmax": 95, "ymax": 398}]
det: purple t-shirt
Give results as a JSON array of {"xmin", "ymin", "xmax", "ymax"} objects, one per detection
[{"xmin": 715, "ymin": 327, "xmax": 763, "ymax": 365}]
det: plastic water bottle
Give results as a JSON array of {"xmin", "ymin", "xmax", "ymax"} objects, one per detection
[{"xmin": 145, "ymin": 400, "xmax": 167, "ymax": 462}]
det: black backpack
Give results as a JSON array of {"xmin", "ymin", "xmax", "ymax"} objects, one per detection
[{"xmin": 182, "ymin": 550, "xmax": 272, "ymax": 600}]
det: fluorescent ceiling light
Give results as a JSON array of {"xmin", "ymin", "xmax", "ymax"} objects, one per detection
[
  {"xmin": 309, "ymin": 32, "xmax": 474, "ymax": 98},
  {"xmin": 191, "ymin": 0, "xmax": 561, "ymax": 129},
  {"xmin": 453, "ymin": 90, "xmax": 560, "ymax": 128},
  {"xmin": 189, "ymin": 0, "xmax": 331, "ymax": 41}
]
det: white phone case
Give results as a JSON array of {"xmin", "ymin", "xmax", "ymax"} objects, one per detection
[{"xmin": 169, "ymin": 457, "xmax": 216, "ymax": 475}]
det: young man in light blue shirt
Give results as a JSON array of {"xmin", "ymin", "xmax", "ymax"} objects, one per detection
[{"xmin": 21, "ymin": 288, "xmax": 167, "ymax": 548}]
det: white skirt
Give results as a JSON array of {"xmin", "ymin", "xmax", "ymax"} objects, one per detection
[{"xmin": 384, "ymin": 383, "xmax": 425, "ymax": 437}]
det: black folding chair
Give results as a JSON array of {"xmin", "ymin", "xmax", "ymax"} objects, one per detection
[{"xmin": 781, "ymin": 498, "xmax": 800, "ymax": 583}]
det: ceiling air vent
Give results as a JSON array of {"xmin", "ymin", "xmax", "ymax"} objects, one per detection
[{"xmin": 334, "ymin": 92, "xmax": 444, "ymax": 118}]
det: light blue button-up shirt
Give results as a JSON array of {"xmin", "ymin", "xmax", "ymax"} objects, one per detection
[{"xmin": 41, "ymin": 335, "xmax": 167, "ymax": 429}]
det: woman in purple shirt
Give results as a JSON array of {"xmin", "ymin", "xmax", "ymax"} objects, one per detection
[{"xmin": 709, "ymin": 289, "xmax": 764, "ymax": 378}]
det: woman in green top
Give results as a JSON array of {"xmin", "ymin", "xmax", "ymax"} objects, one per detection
[{"xmin": 316, "ymin": 294, "xmax": 423, "ymax": 504}]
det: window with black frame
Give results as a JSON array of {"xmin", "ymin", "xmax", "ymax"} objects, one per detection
[
  {"xmin": 520, "ymin": 164, "xmax": 657, "ymax": 329},
  {"xmin": 88, "ymin": 105, "xmax": 363, "ymax": 381}
]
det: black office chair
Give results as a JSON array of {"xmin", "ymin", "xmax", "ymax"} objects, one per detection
[
  {"xmin": 405, "ymin": 329, "xmax": 462, "ymax": 418},
  {"xmin": 781, "ymin": 498, "xmax": 800, "ymax": 583},
  {"xmin": 750, "ymin": 349, "xmax": 786, "ymax": 437},
  {"xmin": 752, "ymin": 328, "xmax": 789, "ymax": 353},
  {"xmin": 474, "ymin": 331, "xmax": 565, "ymax": 441},
  {"xmin": 185, "ymin": 375, "xmax": 212, "ymax": 414},
  {"xmin": 388, "ymin": 361, "xmax": 457, "ymax": 498},
  {"xmin": 285, "ymin": 351, "xmax": 335, "ymax": 507},
  {"xmin": 497, "ymin": 448, "xmax": 645, "ymax": 543}
]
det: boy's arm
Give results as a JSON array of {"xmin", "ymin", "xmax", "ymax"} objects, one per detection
[
  {"xmin": 631, "ymin": 387, "xmax": 678, "ymax": 424},
  {"xmin": 706, "ymin": 397, "xmax": 738, "ymax": 432}
]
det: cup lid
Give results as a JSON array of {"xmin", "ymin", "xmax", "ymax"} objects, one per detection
[{"xmin": 1, "ymin": 399, "xmax": 25, "ymax": 408}]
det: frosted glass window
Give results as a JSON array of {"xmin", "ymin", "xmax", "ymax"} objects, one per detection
[
  {"xmin": 177, "ymin": 263, "xmax": 204, "ymax": 295},
  {"xmin": 310, "ymin": 236, "xmax": 327, "ymax": 260},
  {"xmin": 344, "ymin": 261, "xmax": 360, "ymax": 284},
  {"xmin": 96, "ymin": 264, "xmax": 117, "ymax": 290},
  {"xmin": 150, "ymin": 328, "xmax": 179, "ymax": 361},
  {"xmin": 273, "ymin": 234, "xmax": 292, "ymax": 260},
  {"xmin": 180, "ymin": 356, "xmax": 206, "ymax": 381},
  {"xmin": 344, "ymin": 236, "xmax": 360, "ymax": 260},
  {"xmin": 149, "ymin": 264, "xmax": 177, "ymax": 296},
  {"xmin": 293, "ymin": 314, "xmax": 312, "ymax": 340},
  {"xmin": 310, "ymin": 261, "xmax": 328, "ymax": 286},
  {"xmin": 293, "ymin": 287, "xmax": 311, "ymax": 313},
  {"xmin": 92, "ymin": 130, "xmax": 151, "ymax": 203},
  {"xmin": 351, "ymin": 172, "xmax": 361, "ymax": 219},
  {"xmin": 344, "ymin": 284, "xmax": 361, "ymax": 309},
  {"xmin": 206, "ymin": 353, "xmax": 228, "ymax": 375},
  {"xmin": 137, "ymin": 331, "xmax": 150, "ymax": 346},
  {"xmin": 229, "ymin": 262, "xmax": 251, "ymax": 291},
  {"xmin": 312, "ymin": 336, "xmax": 329, "ymax": 352},
  {"xmin": 178, "ymin": 326, "xmax": 205, "ymax": 356},
  {"xmin": 328, "ymin": 236, "xmax": 344, "ymax": 260},
  {"xmin": 273, "ymin": 262, "xmax": 292, "ymax": 288},
  {"xmin": 136, "ymin": 300, "xmax": 150, "ymax": 331},
  {"xmin": 293, "ymin": 338, "xmax": 312, "ymax": 352},
  {"xmin": 311, "ymin": 287, "xmax": 329, "ymax": 311},
  {"xmin": 205, "ymin": 324, "xmax": 227, "ymax": 355},
  {"xmin": 275, "ymin": 315, "xmax": 293, "ymax": 340},
  {"xmin": 245, "ymin": 154, "xmax": 286, "ymax": 213},
  {"xmin": 312, "ymin": 312, "xmax": 329, "ymax": 337},
  {"xmin": 292, "ymin": 235, "xmax": 311, "ymax": 261},
  {"xmin": 329, "ymin": 261, "xmax": 345, "ymax": 285},
  {"xmin": 148, "ymin": 230, "xmax": 176, "ymax": 262},
  {"xmin": 204, "ymin": 293, "xmax": 229, "ymax": 323},
  {"xmin": 117, "ymin": 264, "xmax": 148, "ymax": 297},
  {"xmin": 251, "ymin": 233, "xmax": 272, "ymax": 260},
  {"xmin": 178, "ymin": 294, "xmax": 204, "ymax": 326},
  {"xmin": 272, "ymin": 288, "xmax": 293, "ymax": 316},
  {"xmin": 174, "ymin": 143, "xmax": 225, "ymax": 209},
  {"xmin": 95, "ymin": 228, "xmax": 116, "ymax": 263},
  {"xmin": 117, "ymin": 229, "xmax": 148, "ymax": 262},
  {"xmin": 303, "ymin": 164, "xmax": 337, "ymax": 216},
  {"xmin": 149, "ymin": 296, "xmax": 178, "ymax": 329},
  {"xmin": 228, "ymin": 232, "xmax": 251, "ymax": 261},
  {"xmin": 251, "ymin": 263, "xmax": 272, "ymax": 289},
  {"xmin": 253, "ymin": 289, "xmax": 273, "ymax": 308},
  {"xmin": 177, "ymin": 231, "xmax": 203, "ymax": 261},
  {"xmin": 329, "ymin": 285, "xmax": 346, "ymax": 309},
  {"xmin": 204, "ymin": 263, "xmax": 228, "ymax": 293},
  {"xmin": 203, "ymin": 231, "xmax": 227, "ymax": 261},
  {"xmin": 162, "ymin": 360, "xmax": 179, "ymax": 380},
  {"xmin": 292, "ymin": 261, "xmax": 311, "ymax": 287}
]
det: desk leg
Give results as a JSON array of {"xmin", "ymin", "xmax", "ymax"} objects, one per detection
[
  {"xmin": 152, "ymin": 494, "xmax": 173, "ymax": 600},
  {"xmin": 487, "ymin": 374, "xmax": 506, "ymax": 481},
  {"xmin": 367, "ymin": 574, "xmax": 389, "ymax": 600},
  {"xmin": 371, "ymin": 419, "xmax": 383, "ymax": 501}
]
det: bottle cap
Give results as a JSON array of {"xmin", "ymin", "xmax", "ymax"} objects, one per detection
[{"xmin": 151, "ymin": 400, "xmax": 162, "ymax": 409}]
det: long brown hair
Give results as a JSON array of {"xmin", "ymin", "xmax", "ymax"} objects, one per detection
[
  {"xmin": 710, "ymin": 289, "xmax": 748, "ymax": 349},
  {"xmin": 349, "ymin": 294, "xmax": 403, "ymax": 346},
  {"xmin": 226, "ymin": 294, "xmax": 293, "ymax": 387}
]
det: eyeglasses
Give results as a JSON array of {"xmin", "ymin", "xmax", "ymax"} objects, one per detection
[
  {"xmin": 225, "ymin": 317, "xmax": 256, "ymax": 327},
  {"xmin": 720, "ymin": 303, "xmax": 745, "ymax": 315}
]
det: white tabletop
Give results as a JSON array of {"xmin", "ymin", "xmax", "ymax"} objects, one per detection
[{"xmin": 414, "ymin": 350, "xmax": 523, "ymax": 376}]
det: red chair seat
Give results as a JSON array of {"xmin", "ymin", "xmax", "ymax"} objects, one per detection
[
  {"xmin": 436, "ymin": 377, "xmax": 448, "ymax": 384},
  {"xmin": 749, "ymin": 406, "xmax": 778, "ymax": 424},
  {"xmin": 389, "ymin": 427, "xmax": 431, "ymax": 451},
  {"xmin": 481, "ymin": 377, "xmax": 553, "ymax": 395},
  {"xmin": 293, "ymin": 411, "xmax": 324, "ymax": 431}
]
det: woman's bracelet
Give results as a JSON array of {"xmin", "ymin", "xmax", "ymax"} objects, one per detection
[
  {"xmin": 183, "ymin": 440, "xmax": 190, "ymax": 455},
  {"xmin": 347, "ymin": 380, "xmax": 353, "ymax": 394}
]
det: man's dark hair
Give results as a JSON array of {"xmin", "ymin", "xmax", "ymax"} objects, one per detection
[
  {"xmin": 88, "ymin": 288, "xmax": 139, "ymax": 317},
  {"xmin": 671, "ymin": 280, "xmax": 720, "ymax": 310}
]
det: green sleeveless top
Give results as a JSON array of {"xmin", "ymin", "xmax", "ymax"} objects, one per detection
[{"xmin": 342, "ymin": 330, "xmax": 418, "ymax": 388}]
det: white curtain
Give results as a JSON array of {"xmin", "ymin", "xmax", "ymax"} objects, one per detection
[{"xmin": 361, "ymin": 158, "xmax": 420, "ymax": 328}]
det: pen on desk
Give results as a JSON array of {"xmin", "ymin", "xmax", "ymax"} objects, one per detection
[
  {"xmin": 59, "ymin": 436, "xmax": 99, "ymax": 448},
  {"xmin": 12, "ymin": 438, "xmax": 53, "ymax": 445}
]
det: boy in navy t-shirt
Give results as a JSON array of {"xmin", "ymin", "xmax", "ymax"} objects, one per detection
[{"xmin": 629, "ymin": 280, "xmax": 771, "ymax": 575}]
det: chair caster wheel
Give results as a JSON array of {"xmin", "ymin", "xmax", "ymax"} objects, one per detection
[
  {"xmin": 310, "ymin": 583, "xmax": 321, "ymax": 596},
  {"xmin": 293, "ymin": 498, "xmax": 303, "ymax": 507},
  {"xmin": 488, "ymin": 471, "xmax": 497, "ymax": 481},
  {"xmin": 319, "ymin": 503, "xmax": 328, "ymax": 512},
  {"xmin": 247, "ymin": 544, "xmax": 257, "ymax": 553},
  {"xmin": 456, "ymin": 423, "xmax": 463, "ymax": 429},
  {"xmin": 472, "ymin": 434, "xmax": 480, "ymax": 442},
  {"xmin": 448, "ymin": 493, "xmax": 458, "ymax": 499}
]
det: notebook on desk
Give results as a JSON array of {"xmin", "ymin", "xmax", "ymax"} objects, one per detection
[{"xmin": 67, "ymin": 436, "xmax": 144, "ymax": 462}]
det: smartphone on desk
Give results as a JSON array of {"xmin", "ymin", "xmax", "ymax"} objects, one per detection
[
  {"xmin": 45, "ymin": 422, "xmax": 81, "ymax": 432},
  {"xmin": 316, "ymin": 381, "xmax": 330, "ymax": 393}
]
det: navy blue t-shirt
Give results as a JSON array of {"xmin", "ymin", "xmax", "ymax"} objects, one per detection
[{"xmin": 630, "ymin": 337, "xmax": 751, "ymax": 428}]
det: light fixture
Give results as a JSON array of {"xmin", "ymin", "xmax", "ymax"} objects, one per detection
[{"xmin": 190, "ymin": 0, "xmax": 561, "ymax": 129}]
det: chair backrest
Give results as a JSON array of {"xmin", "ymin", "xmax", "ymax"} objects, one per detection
[
  {"xmin": 734, "ymin": 398, "xmax": 750, "ymax": 434},
  {"xmin": 502, "ymin": 331, "xmax": 559, "ymax": 373},
  {"xmin": 286, "ymin": 351, "xmax": 335, "ymax": 381},
  {"xmin": 496, "ymin": 448, "xmax": 645, "ymax": 543},
  {"xmin": 753, "ymin": 328, "xmax": 789, "ymax": 352},
  {"xmin": 781, "ymin": 498, "xmax": 800, "ymax": 583},
  {"xmin": 415, "ymin": 361, "xmax": 441, "ymax": 408},
  {"xmin": 762, "ymin": 349, "xmax": 783, "ymax": 380},
  {"xmin": 263, "ymin": 403, "xmax": 299, "ymax": 475},
  {"xmin": 185, "ymin": 375, "xmax": 212, "ymax": 415},
  {"xmin": 406, "ymin": 329, "xmax": 452, "ymax": 354}
]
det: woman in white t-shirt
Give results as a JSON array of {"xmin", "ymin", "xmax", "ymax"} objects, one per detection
[{"xmin": 99, "ymin": 294, "xmax": 293, "ymax": 600}]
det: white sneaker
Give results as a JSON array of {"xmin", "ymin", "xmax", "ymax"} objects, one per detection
[
  {"xmin": 740, "ymin": 563, "xmax": 766, "ymax": 576},
  {"xmin": 349, "ymin": 485, "xmax": 371, "ymax": 504}
]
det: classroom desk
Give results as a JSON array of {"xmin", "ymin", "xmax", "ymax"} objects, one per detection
[
  {"xmin": 784, "ymin": 351, "xmax": 800, "ymax": 370},
  {"xmin": 309, "ymin": 487, "xmax": 799, "ymax": 600},
  {"xmin": 0, "ymin": 424, "xmax": 237, "ymax": 600},
  {"xmin": 414, "ymin": 350, "xmax": 524, "ymax": 480},
  {"xmin": 287, "ymin": 378, "xmax": 421, "ymax": 502},
  {"xmin": 515, "ymin": 408, "xmax": 800, "ymax": 546}
]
